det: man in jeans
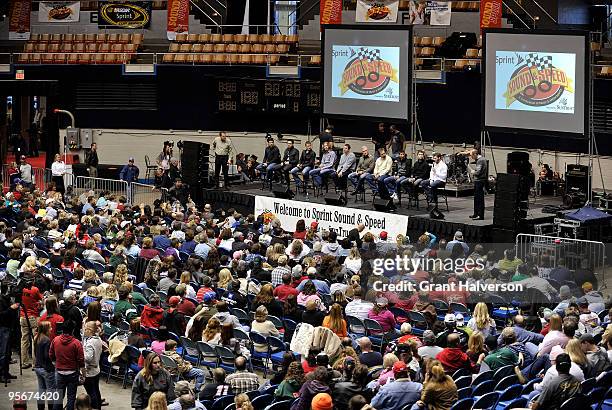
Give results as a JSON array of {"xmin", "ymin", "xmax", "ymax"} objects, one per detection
[
  {"xmin": 20, "ymin": 281, "xmax": 43, "ymax": 368},
  {"xmin": 49, "ymin": 320, "xmax": 85, "ymax": 410}
]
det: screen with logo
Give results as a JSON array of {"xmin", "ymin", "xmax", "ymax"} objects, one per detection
[
  {"xmin": 483, "ymin": 30, "xmax": 588, "ymax": 136},
  {"xmin": 322, "ymin": 26, "xmax": 412, "ymax": 121}
]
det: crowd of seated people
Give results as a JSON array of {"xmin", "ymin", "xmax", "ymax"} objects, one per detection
[{"xmin": 0, "ymin": 178, "xmax": 611, "ymax": 410}]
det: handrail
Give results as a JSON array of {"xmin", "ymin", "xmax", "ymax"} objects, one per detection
[
  {"xmin": 291, "ymin": 0, "xmax": 321, "ymax": 29},
  {"xmin": 501, "ymin": 0, "xmax": 532, "ymax": 29},
  {"xmin": 189, "ymin": 0, "xmax": 222, "ymax": 29},
  {"xmin": 527, "ymin": 0, "xmax": 557, "ymax": 24},
  {"xmin": 508, "ymin": 0, "xmax": 537, "ymax": 28}
]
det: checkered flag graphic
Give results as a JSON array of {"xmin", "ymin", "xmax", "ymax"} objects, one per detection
[
  {"xmin": 525, "ymin": 53, "xmax": 541, "ymax": 68},
  {"xmin": 525, "ymin": 53, "xmax": 553, "ymax": 72},
  {"xmin": 357, "ymin": 47, "xmax": 381, "ymax": 62}
]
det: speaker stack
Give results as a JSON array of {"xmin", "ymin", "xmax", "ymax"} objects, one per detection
[
  {"xmin": 564, "ymin": 164, "xmax": 589, "ymax": 207},
  {"xmin": 181, "ymin": 141, "xmax": 211, "ymax": 204},
  {"xmin": 506, "ymin": 151, "xmax": 532, "ymax": 200},
  {"xmin": 493, "ymin": 173, "xmax": 529, "ymax": 231}
]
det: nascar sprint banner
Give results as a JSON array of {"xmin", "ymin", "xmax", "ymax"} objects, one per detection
[
  {"xmin": 8, "ymin": 0, "xmax": 31, "ymax": 40},
  {"xmin": 167, "ymin": 0, "xmax": 189, "ymax": 40},
  {"xmin": 98, "ymin": 1, "xmax": 151, "ymax": 29},
  {"xmin": 356, "ymin": 0, "xmax": 399, "ymax": 23},
  {"xmin": 254, "ymin": 195, "xmax": 408, "ymax": 239},
  {"xmin": 320, "ymin": 0, "xmax": 342, "ymax": 27},
  {"xmin": 39, "ymin": 2, "xmax": 80, "ymax": 22},
  {"xmin": 480, "ymin": 0, "xmax": 502, "ymax": 29}
]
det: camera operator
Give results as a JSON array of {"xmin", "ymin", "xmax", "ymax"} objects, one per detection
[
  {"xmin": 0, "ymin": 289, "xmax": 18, "ymax": 383},
  {"xmin": 19, "ymin": 277, "xmax": 43, "ymax": 369},
  {"xmin": 60, "ymin": 290, "xmax": 83, "ymax": 340}
]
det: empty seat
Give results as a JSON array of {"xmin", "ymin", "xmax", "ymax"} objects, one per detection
[
  {"xmin": 226, "ymin": 44, "xmax": 239, "ymax": 53},
  {"xmin": 50, "ymin": 34, "xmax": 62, "ymax": 43},
  {"xmin": 399, "ymin": 0, "xmax": 410, "ymax": 9},
  {"xmin": 276, "ymin": 44, "xmax": 289, "ymax": 54},
  {"xmin": 29, "ymin": 34, "xmax": 41, "ymax": 42},
  {"xmin": 239, "ymin": 44, "xmax": 252, "ymax": 53},
  {"xmin": 465, "ymin": 48, "xmax": 479, "ymax": 58},
  {"xmin": 60, "ymin": 44, "xmax": 72, "ymax": 53},
  {"xmin": 251, "ymin": 44, "xmax": 264, "ymax": 53},
  {"xmin": 174, "ymin": 53, "xmax": 187, "ymax": 63},
  {"xmin": 420, "ymin": 37, "xmax": 433, "ymax": 46},
  {"xmin": 234, "ymin": 34, "xmax": 247, "ymax": 43},
  {"xmin": 48, "ymin": 44, "xmax": 61, "ymax": 53},
  {"xmin": 162, "ymin": 53, "xmax": 175, "ymax": 63},
  {"xmin": 98, "ymin": 43, "xmax": 110, "ymax": 53},
  {"xmin": 108, "ymin": 33, "xmax": 120, "ymax": 43},
  {"xmin": 269, "ymin": 55, "xmax": 280, "ymax": 64},
  {"xmin": 67, "ymin": 53, "xmax": 79, "ymax": 64},
  {"xmin": 413, "ymin": 47, "xmax": 421, "ymax": 57},
  {"xmin": 414, "ymin": 36, "xmax": 421, "ymax": 46},
  {"xmin": 210, "ymin": 34, "xmax": 222, "ymax": 43},
  {"xmin": 72, "ymin": 43, "xmax": 85, "ymax": 53},
  {"xmin": 186, "ymin": 34, "xmax": 199, "ymax": 43},
  {"xmin": 601, "ymin": 66, "xmax": 612, "ymax": 77},
  {"xmin": 34, "ymin": 43, "xmax": 47, "ymax": 53},
  {"xmin": 119, "ymin": 34, "xmax": 130, "ymax": 44},
  {"xmin": 85, "ymin": 34, "xmax": 96, "ymax": 43},
  {"xmin": 104, "ymin": 53, "xmax": 117, "ymax": 64},
  {"xmin": 286, "ymin": 34, "xmax": 298, "ymax": 44},
  {"xmin": 213, "ymin": 44, "xmax": 225, "ymax": 53},
  {"xmin": 212, "ymin": 54, "xmax": 225, "ymax": 64},
  {"xmin": 30, "ymin": 53, "xmax": 41, "ymax": 64},
  {"xmin": 202, "ymin": 44, "xmax": 214, "ymax": 53},
  {"xmin": 420, "ymin": 47, "xmax": 435, "ymax": 57},
  {"xmin": 253, "ymin": 54, "xmax": 267, "ymax": 64},
  {"xmin": 310, "ymin": 55, "xmax": 321, "ymax": 65},
  {"xmin": 78, "ymin": 53, "xmax": 91, "ymax": 64},
  {"xmin": 86, "ymin": 43, "xmax": 97, "ymax": 53},
  {"xmin": 433, "ymin": 37, "xmax": 445, "ymax": 47},
  {"xmin": 198, "ymin": 54, "xmax": 213, "ymax": 64},
  {"xmin": 54, "ymin": 53, "xmax": 67, "ymax": 64},
  {"xmin": 96, "ymin": 33, "xmax": 108, "ymax": 43},
  {"xmin": 186, "ymin": 54, "xmax": 197, "ymax": 64},
  {"xmin": 238, "ymin": 54, "xmax": 252, "ymax": 64},
  {"xmin": 272, "ymin": 34, "xmax": 286, "ymax": 43},
  {"xmin": 227, "ymin": 54, "xmax": 239, "ymax": 64},
  {"xmin": 260, "ymin": 34, "xmax": 273, "ymax": 43},
  {"xmin": 23, "ymin": 43, "xmax": 35, "ymax": 53},
  {"xmin": 222, "ymin": 34, "xmax": 234, "ymax": 43},
  {"xmin": 124, "ymin": 44, "xmax": 138, "ymax": 53},
  {"xmin": 247, "ymin": 34, "xmax": 259, "ymax": 43},
  {"xmin": 198, "ymin": 33, "xmax": 210, "ymax": 43},
  {"xmin": 131, "ymin": 33, "xmax": 144, "ymax": 45},
  {"xmin": 192, "ymin": 44, "xmax": 203, "ymax": 53},
  {"xmin": 179, "ymin": 43, "xmax": 191, "ymax": 52},
  {"xmin": 64, "ymin": 34, "xmax": 75, "ymax": 43},
  {"xmin": 175, "ymin": 33, "xmax": 188, "ymax": 42},
  {"xmin": 111, "ymin": 44, "xmax": 123, "ymax": 53},
  {"xmin": 17, "ymin": 53, "xmax": 29, "ymax": 64},
  {"xmin": 169, "ymin": 43, "xmax": 180, "ymax": 53},
  {"xmin": 40, "ymin": 34, "xmax": 51, "ymax": 43},
  {"xmin": 453, "ymin": 59, "xmax": 468, "ymax": 70},
  {"xmin": 92, "ymin": 53, "xmax": 104, "ymax": 64},
  {"xmin": 264, "ymin": 44, "xmax": 276, "ymax": 54},
  {"xmin": 415, "ymin": 58, "xmax": 424, "ymax": 67},
  {"xmin": 74, "ymin": 34, "xmax": 85, "ymax": 43}
]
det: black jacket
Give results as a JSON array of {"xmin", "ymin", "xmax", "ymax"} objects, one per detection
[
  {"xmin": 264, "ymin": 146, "xmax": 281, "ymax": 164},
  {"xmin": 0, "ymin": 294, "xmax": 17, "ymax": 328},
  {"xmin": 411, "ymin": 159, "xmax": 430, "ymax": 180},
  {"xmin": 299, "ymin": 149, "xmax": 316, "ymax": 168},
  {"xmin": 60, "ymin": 301, "xmax": 83, "ymax": 339},
  {"xmin": 393, "ymin": 158, "xmax": 411, "ymax": 177},
  {"xmin": 283, "ymin": 147, "xmax": 299, "ymax": 167},
  {"xmin": 86, "ymin": 150, "xmax": 99, "ymax": 167}
]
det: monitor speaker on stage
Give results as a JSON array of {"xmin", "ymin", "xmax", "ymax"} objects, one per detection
[
  {"xmin": 373, "ymin": 198, "xmax": 394, "ymax": 212},
  {"xmin": 272, "ymin": 184, "xmax": 294, "ymax": 199},
  {"xmin": 482, "ymin": 29, "xmax": 589, "ymax": 138},
  {"xmin": 324, "ymin": 193, "xmax": 346, "ymax": 206}
]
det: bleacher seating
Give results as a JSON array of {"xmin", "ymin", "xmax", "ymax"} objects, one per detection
[{"xmin": 17, "ymin": 33, "xmax": 143, "ymax": 65}]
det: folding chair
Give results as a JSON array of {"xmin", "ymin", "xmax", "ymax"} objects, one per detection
[{"xmin": 160, "ymin": 354, "xmax": 181, "ymax": 381}]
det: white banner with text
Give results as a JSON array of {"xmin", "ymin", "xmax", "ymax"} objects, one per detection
[{"xmin": 254, "ymin": 195, "xmax": 408, "ymax": 239}]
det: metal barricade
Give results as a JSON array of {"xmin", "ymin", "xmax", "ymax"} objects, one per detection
[
  {"xmin": 2, "ymin": 164, "xmax": 9, "ymax": 188},
  {"xmin": 131, "ymin": 182, "xmax": 164, "ymax": 207},
  {"xmin": 515, "ymin": 233, "xmax": 607, "ymax": 286},
  {"xmin": 74, "ymin": 176, "xmax": 128, "ymax": 202},
  {"xmin": 32, "ymin": 167, "xmax": 51, "ymax": 189}
]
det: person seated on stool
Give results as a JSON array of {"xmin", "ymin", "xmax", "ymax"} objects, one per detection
[
  {"xmin": 291, "ymin": 140, "xmax": 316, "ymax": 188},
  {"xmin": 349, "ymin": 146, "xmax": 375, "ymax": 195},
  {"xmin": 419, "ymin": 152, "xmax": 447, "ymax": 206},
  {"xmin": 365, "ymin": 147, "xmax": 393, "ymax": 194},
  {"xmin": 332, "ymin": 143, "xmax": 356, "ymax": 191},
  {"xmin": 385, "ymin": 150, "xmax": 411, "ymax": 201},
  {"xmin": 256, "ymin": 137, "xmax": 281, "ymax": 182},
  {"xmin": 281, "ymin": 139, "xmax": 299, "ymax": 186},
  {"xmin": 401, "ymin": 150, "xmax": 429, "ymax": 198},
  {"xmin": 310, "ymin": 141, "xmax": 337, "ymax": 188}
]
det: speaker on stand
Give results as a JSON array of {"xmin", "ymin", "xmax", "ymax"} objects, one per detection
[
  {"xmin": 493, "ymin": 173, "xmax": 529, "ymax": 231},
  {"xmin": 181, "ymin": 141, "xmax": 211, "ymax": 206}
]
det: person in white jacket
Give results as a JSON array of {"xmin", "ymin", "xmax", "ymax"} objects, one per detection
[
  {"xmin": 83, "ymin": 321, "xmax": 104, "ymax": 409},
  {"xmin": 419, "ymin": 152, "xmax": 447, "ymax": 205}
]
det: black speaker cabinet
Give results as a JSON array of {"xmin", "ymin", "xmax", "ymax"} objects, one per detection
[
  {"xmin": 272, "ymin": 184, "xmax": 294, "ymax": 199},
  {"xmin": 324, "ymin": 193, "xmax": 346, "ymax": 206},
  {"xmin": 373, "ymin": 198, "xmax": 394, "ymax": 212}
]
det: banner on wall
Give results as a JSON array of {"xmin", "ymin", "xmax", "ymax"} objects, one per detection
[
  {"xmin": 356, "ymin": 0, "xmax": 399, "ymax": 23},
  {"xmin": 166, "ymin": 0, "xmax": 189, "ymax": 40},
  {"xmin": 426, "ymin": 1, "xmax": 451, "ymax": 25},
  {"xmin": 480, "ymin": 0, "xmax": 502, "ymax": 29},
  {"xmin": 320, "ymin": 0, "xmax": 342, "ymax": 28},
  {"xmin": 9, "ymin": 0, "xmax": 32, "ymax": 40},
  {"xmin": 98, "ymin": 1, "xmax": 152, "ymax": 29},
  {"xmin": 39, "ymin": 2, "xmax": 81, "ymax": 22},
  {"xmin": 254, "ymin": 196, "xmax": 409, "ymax": 239}
]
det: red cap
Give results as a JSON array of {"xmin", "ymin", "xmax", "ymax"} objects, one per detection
[
  {"xmin": 379, "ymin": 231, "xmax": 388, "ymax": 240},
  {"xmin": 393, "ymin": 361, "xmax": 408, "ymax": 373},
  {"xmin": 311, "ymin": 221, "xmax": 319, "ymax": 229},
  {"xmin": 168, "ymin": 296, "xmax": 181, "ymax": 307}
]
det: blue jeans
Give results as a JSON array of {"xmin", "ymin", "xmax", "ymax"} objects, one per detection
[
  {"xmin": 420, "ymin": 179, "xmax": 445, "ymax": 203},
  {"xmin": 184, "ymin": 367, "xmax": 206, "ymax": 391},
  {"xmin": 256, "ymin": 163, "xmax": 281, "ymax": 180},
  {"xmin": 310, "ymin": 168, "xmax": 335, "ymax": 187},
  {"xmin": 0, "ymin": 327, "xmax": 10, "ymax": 378},
  {"xmin": 291, "ymin": 166, "xmax": 312, "ymax": 186},
  {"xmin": 385, "ymin": 176, "xmax": 408, "ymax": 194},
  {"xmin": 365, "ymin": 174, "xmax": 387, "ymax": 192},
  {"xmin": 522, "ymin": 354, "xmax": 550, "ymax": 380},
  {"xmin": 348, "ymin": 172, "xmax": 368, "ymax": 191},
  {"xmin": 34, "ymin": 367, "xmax": 56, "ymax": 409},
  {"xmin": 55, "ymin": 371, "xmax": 79, "ymax": 410}
]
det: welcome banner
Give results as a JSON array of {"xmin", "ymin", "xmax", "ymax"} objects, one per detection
[
  {"xmin": 39, "ymin": 2, "xmax": 80, "ymax": 23},
  {"xmin": 356, "ymin": 0, "xmax": 400, "ymax": 23},
  {"xmin": 320, "ymin": 0, "xmax": 342, "ymax": 28},
  {"xmin": 254, "ymin": 195, "xmax": 408, "ymax": 239},
  {"xmin": 9, "ymin": 0, "xmax": 32, "ymax": 40},
  {"xmin": 166, "ymin": 0, "xmax": 189, "ymax": 40},
  {"xmin": 480, "ymin": 0, "xmax": 502, "ymax": 29}
]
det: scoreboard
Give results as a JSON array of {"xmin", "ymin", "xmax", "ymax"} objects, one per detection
[{"xmin": 216, "ymin": 78, "xmax": 320, "ymax": 114}]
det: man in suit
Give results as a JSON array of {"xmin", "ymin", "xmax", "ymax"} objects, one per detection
[{"xmin": 469, "ymin": 149, "xmax": 488, "ymax": 220}]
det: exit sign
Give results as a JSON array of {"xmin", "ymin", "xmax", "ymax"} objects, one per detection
[{"xmin": 15, "ymin": 70, "xmax": 24, "ymax": 80}]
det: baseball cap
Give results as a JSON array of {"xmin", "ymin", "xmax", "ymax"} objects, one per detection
[
  {"xmin": 455, "ymin": 231, "xmax": 463, "ymax": 240},
  {"xmin": 577, "ymin": 297, "xmax": 589, "ymax": 307},
  {"xmin": 379, "ymin": 231, "xmax": 388, "ymax": 240},
  {"xmin": 455, "ymin": 313, "xmax": 465, "ymax": 325},
  {"xmin": 203, "ymin": 291, "xmax": 216, "ymax": 303},
  {"xmin": 582, "ymin": 282, "xmax": 593, "ymax": 292},
  {"xmin": 53, "ymin": 242, "xmax": 64, "ymax": 251},
  {"xmin": 376, "ymin": 297, "xmax": 388, "ymax": 306},
  {"xmin": 550, "ymin": 345, "xmax": 565, "ymax": 362},
  {"xmin": 168, "ymin": 296, "xmax": 181, "ymax": 307},
  {"xmin": 423, "ymin": 330, "xmax": 436, "ymax": 344},
  {"xmin": 444, "ymin": 313, "xmax": 456, "ymax": 323},
  {"xmin": 311, "ymin": 221, "xmax": 319, "ymax": 230},
  {"xmin": 129, "ymin": 157, "xmax": 135, "ymax": 162},
  {"xmin": 306, "ymin": 266, "xmax": 317, "ymax": 276},
  {"xmin": 120, "ymin": 220, "xmax": 131, "ymax": 228},
  {"xmin": 392, "ymin": 361, "xmax": 408, "ymax": 374},
  {"xmin": 20, "ymin": 155, "xmax": 26, "ymax": 159},
  {"xmin": 311, "ymin": 393, "xmax": 333, "ymax": 410}
]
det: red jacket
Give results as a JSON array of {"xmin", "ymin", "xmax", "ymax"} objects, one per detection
[
  {"xmin": 49, "ymin": 334, "xmax": 84, "ymax": 372},
  {"xmin": 21, "ymin": 286, "xmax": 43, "ymax": 318},
  {"xmin": 273, "ymin": 284, "xmax": 298, "ymax": 302},
  {"xmin": 140, "ymin": 305, "xmax": 164, "ymax": 329},
  {"xmin": 436, "ymin": 347, "xmax": 477, "ymax": 374},
  {"xmin": 39, "ymin": 312, "xmax": 64, "ymax": 340}
]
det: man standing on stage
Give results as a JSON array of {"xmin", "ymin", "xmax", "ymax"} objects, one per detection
[
  {"xmin": 213, "ymin": 131, "xmax": 233, "ymax": 189},
  {"xmin": 420, "ymin": 152, "xmax": 447, "ymax": 207},
  {"xmin": 319, "ymin": 125, "xmax": 334, "ymax": 153},
  {"xmin": 469, "ymin": 149, "xmax": 487, "ymax": 220},
  {"xmin": 281, "ymin": 140, "xmax": 299, "ymax": 186},
  {"xmin": 86, "ymin": 142, "xmax": 99, "ymax": 178},
  {"xmin": 372, "ymin": 123, "xmax": 390, "ymax": 160}
]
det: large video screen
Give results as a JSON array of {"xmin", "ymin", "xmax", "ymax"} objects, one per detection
[
  {"xmin": 483, "ymin": 30, "xmax": 589, "ymax": 137},
  {"xmin": 322, "ymin": 25, "xmax": 412, "ymax": 122}
]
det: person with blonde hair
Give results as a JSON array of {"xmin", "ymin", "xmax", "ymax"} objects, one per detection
[
  {"xmin": 467, "ymin": 302, "xmax": 497, "ymax": 338},
  {"xmin": 179, "ymin": 271, "xmax": 196, "ymax": 299},
  {"xmin": 565, "ymin": 338, "xmax": 588, "ymax": 374},
  {"xmin": 413, "ymin": 362, "xmax": 458, "ymax": 410},
  {"xmin": 466, "ymin": 331, "xmax": 486, "ymax": 365},
  {"xmin": 83, "ymin": 239, "xmax": 105, "ymax": 264},
  {"xmin": 19, "ymin": 255, "xmax": 38, "ymax": 273},
  {"xmin": 131, "ymin": 353, "xmax": 175, "ymax": 410},
  {"xmin": 343, "ymin": 247, "xmax": 362, "ymax": 274},
  {"xmin": 202, "ymin": 317, "xmax": 222, "ymax": 345},
  {"xmin": 113, "ymin": 264, "xmax": 129, "ymax": 287},
  {"xmin": 323, "ymin": 303, "xmax": 348, "ymax": 338},
  {"xmin": 251, "ymin": 305, "xmax": 280, "ymax": 352},
  {"xmin": 145, "ymin": 391, "xmax": 167, "ymax": 410},
  {"xmin": 234, "ymin": 393, "xmax": 254, "ymax": 410},
  {"xmin": 100, "ymin": 284, "xmax": 118, "ymax": 314},
  {"xmin": 217, "ymin": 268, "xmax": 233, "ymax": 290},
  {"xmin": 377, "ymin": 353, "xmax": 399, "ymax": 386}
]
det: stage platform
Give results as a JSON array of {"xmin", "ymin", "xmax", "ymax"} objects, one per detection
[{"xmin": 201, "ymin": 183, "xmax": 566, "ymax": 243}]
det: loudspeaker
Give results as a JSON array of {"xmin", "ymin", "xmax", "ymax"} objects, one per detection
[
  {"xmin": 430, "ymin": 207, "xmax": 445, "ymax": 219},
  {"xmin": 324, "ymin": 193, "xmax": 346, "ymax": 206},
  {"xmin": 507, "ymin": 151, "xmax": 531, "ymax": 177},
  {"xmin": 272, "ymin": 184, "xmax": 294, "ymax": 199},
  {"xmin": 373, "ymin": 198, "xmax": 394, "ymax": 212},
  {"xmin": 565, "ymin": 164, "xmax": 590, "ymax": 194},
  {"xmin": 181, "ymin": 141, "xmax": 210, "ymax": 188}
]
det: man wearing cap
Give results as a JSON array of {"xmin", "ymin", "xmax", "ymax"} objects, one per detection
[
  {"xmin": 579, "ymin": 333, "xmax": 611, "ymax": 378},
  {"xmin": 418, "ymin": 330, "xmax": 443, "ymax": 359},
  {"xmin": 296, "ymin": 267, "xmax": 330, "ymax": 294},
  {"xmin": 446, "ymin": 231, "xmax": 469, "ymax": 256},
  {"xmin": 455, "ymin": 313, "xmax": 473, "ymax": 336},
  {"xmin": 371, "ymin": 360, "xmax": 422, "ymax": 410},
  {"xmin": 531, "ymin": 353, "xmax": 581, "ymax": 410},
  {"xmin": 271, "ymin": 255, "xmax": 291, "ymax": 287},
  {"xmin": 581, "ymin": 282, "xmax": 606, "ymax": 313},
  {"xmin": 436, "ymin": 313, "xmax": 469, "ymax": 349},
  {"xmin": 120, "ymin": 157, "xmax": 139, "ymax": 183},
  {"xmin": 19, "ymin": 155, "xmax": 33, "ymax": 187}
]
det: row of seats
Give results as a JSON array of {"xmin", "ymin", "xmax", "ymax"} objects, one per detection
[
  {"xmin": 173, "ymin": 33, "xmax": 298, "ymax": 44},
  {"xmin": 27, "ymin": 33, "xmax": 143, "ymax": 44},
  {"xmin": 161, "ymin": 53, "xmax": 283, "ymax": 65},
  {"xmin": 597, "ymin": 66, "xmax": 612, "ymax": 77},
  {"xmin": 168, "ymin": 43, "xmax": 290, "ymax": 54},
  {"xmin": 414, "ymin": 36, "xmax": 446, "ymax": 47},
  {"xmin": 16, "ymin": 53, "xmax": 133, "ymax": 65},
  {"xmin": 24, "ymin": 42, "xmax": 139, "ymax": 53}
]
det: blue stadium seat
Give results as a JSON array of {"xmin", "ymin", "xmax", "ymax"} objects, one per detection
[
  {"xmin": 450, "ymin": 398, "xmax": 474, "ymax": 410},
  {"xmin": 473, "ymin": 370, "xmax": 494, "ymax": 386},
  {"xmin": 495, "ymin": 374, "xmax": 519, "ymax": 391},
  {"xmin": 457, "ymin": 387, "xmax": 472, "ymax": 400},
  {"xmin": 473, "ymin": 392, "xmax": 500, "ymax": 410},
  {"xmin": 495, "ymin": 384, "xmax": 522, "ymax": 409},
  {"xmin": 473, "ymin": 380, "xmax": 496, "ymax": 396},
  {"xmin": 455, "ymin": 375, "xmax": 472, "ymax": 389},
  {"xmin": 502, "ymin": 397, "xmax": 528, "ymax": 410}
]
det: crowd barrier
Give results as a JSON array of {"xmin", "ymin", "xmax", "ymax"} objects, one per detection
[
  {"xmin": 131, "ymin": 182, "xmax": 167, "ymax": 208},
  {"xmin": 74, "ymin": 175, "xmax": 129, "ymax": 203},
  {"xmin": 2, "ymin": 164, "xmax": 53, "ymax": 189},
  {"xmin": 515, "ymin": 233, "xmax": 607, "ymax": 286}
]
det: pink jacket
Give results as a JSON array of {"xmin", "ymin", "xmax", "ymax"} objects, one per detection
[{"xmin": 367, "ymin": 308, "xmax": 396, "ymax": 333}]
